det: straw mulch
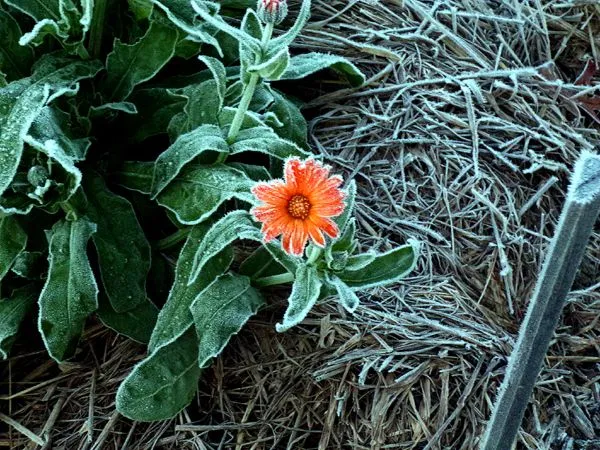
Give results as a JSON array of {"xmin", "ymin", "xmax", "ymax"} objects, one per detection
[{"xmin": 1, "ymin": 1, "xmax": 600, "ymax": 449}]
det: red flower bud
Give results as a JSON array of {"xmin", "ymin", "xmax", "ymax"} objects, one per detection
[{"xmin": 257, "ymin": 0, "xmax": 288, "ymax": 25}]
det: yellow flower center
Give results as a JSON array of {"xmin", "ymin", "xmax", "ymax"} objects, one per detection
[{"xmin": 287, "ymin": 195, "xmax": 311, "ymax": 220}]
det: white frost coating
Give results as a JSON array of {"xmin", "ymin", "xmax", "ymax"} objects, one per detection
[{"xmin": 569, "ymin": 150, "xmax": 600, "ymax": 204}]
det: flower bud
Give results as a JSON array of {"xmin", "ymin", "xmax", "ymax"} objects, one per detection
[
  {"xmin": 257, "ymin": 0, "xmax": 288, "ymax": 25},
  {"xmin": 27, "ymin": 165, "xmax": 49, "ymax": 187}
]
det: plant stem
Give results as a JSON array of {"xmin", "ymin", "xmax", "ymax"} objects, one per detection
[
  {"xmin": 223, "ymin": 22, "xmax": 275, "ymax": 151},
  {"xmin": 480, "ymin": 151, "xmax": 600, "ymax": 450},
  {"xmin": 254, "ymin": 272, "xmax": 295, "ymax": 287},
  {"xmin": 88, "ymin": 0, "xmax": 108, "ymax": 59},
  {"xmin": 307, "ymin": 246, "xmax": 322, "ymax": 265},
  {"xmin": 156, "ymin": 227, "xmax": 191, "ymax": 250}
]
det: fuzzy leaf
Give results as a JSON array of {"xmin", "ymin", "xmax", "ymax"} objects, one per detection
[
  {"xmin": 0, "ymin": 285, "xmax": 37, "ymax": 359},
  {"xmin": 167, "ymin": 80, "xmax": 222, "ymax": 138},
  {"xmin": 188, "ymin": 210, "xmax": 260, "ymax": 284},
  {"xmin": 190, "ymin": 0, "xmax": 261, "ymax": 54},
  {"xmin": 276, "ymin": 264, "xmax": 322, "ymax": 332},
  {"xmin": 11, "ymin": 251, "xmax": 44, "ymax": 279},
  {"xmin": 326, "ymin": 274, "xmax": 359, "ymax": 313},
  {"xmin": 151, "ymin": 124, "xmax": 227, "ymax": 197},
  {"xmin": 0, "ymin": 216, "xmax": 27, "ymax": 281},
  {"xmin": 0, "ymin": 58, "xmax": 101, "ymax": 198},
  {"xmin": 337, "ymin": 241, "xmax": 419, "ymax": 289},
  {"xmin": 84, "ymin": 173, "xmax": 151, "ymax": 312},
  {"xmin": 103, "ymin": 20, "xmax": 178, "ymax": 100},
  {"xmin": 248, "ymin": 47, "xmax": 290, "ymax": 81},
  {"xmin": 239, "ymin": 245, "xmax": 287, "ymax": 279},
  {"xmin": 0, "ymin": 9, "xmax": 34, "ymax": 81},
  {"xmin": 29, "ymin": 106, "xmax": 91, "ymax": 161},
  {"xmin": 0, "ymin": 82, "xmax": 49, "ymax": 197},
  {"xmin": 97, "ymin": 294, "xmax": 158, "ymax": 344},
  {"xmin": 190, "ymin": 273, "xmax": 264, "ymax": 367},
  {"xmin": 148, "ymin": 223, "xmax": 234, "ymax": 352},
  {"xmin": 334, "ymin": 180, "xmax": 356, "ymax": 233},
  {"xmin": 152, "ymin": 0, "xmax": 223, "ymax": 54},
  {"xmin": 24, "ymin": 135, "xmax": 82, "ymax": 200},
  {"xmin": 230, "ymin": 126, "xmax": 310, "ymax": 159},
  {"xmin": 269, "ymin": 0, "xmax": 310, "ymax": 49},
  {"xmin": 156, "ymin": 164, "xmax": 255, "ymax": 225},
  {"xmin": 129, "ymin": 0, "xmax": 154, "ymax": 19},
  {"xmin": 38, "ymin": 218, "xmax": 99, "ymax": 362},
  {"xmin": 331, "ymin": 218, "xmax": 357, "ymax": 254},
  {"xmin": 280, "ymin": 52, "xmax": 365, "ymax": 87},
  {"xmin": 198, "ymin": 55, "xmax": 226, "ymax": 107},
  {"xmin": 126, "ymin": 87, "xmax": 186, "ymax": 142},
  {"xmin": 267, "ymin": 89, "xmax": 307, "ymax": 147},
  {"xmin": 116, "ymin": 161, "xmax": 154, "ymax": 194},
  {"xmin": 188, "ymin": 210, "xmax": 298, "ymax": 285},
  {"xmin": 343, "ymin": 252, "xmax": 376, "ymax": 271},
  {"xmin": 116, "ymin": 329, "xmax": 201, "ymax": 421}
]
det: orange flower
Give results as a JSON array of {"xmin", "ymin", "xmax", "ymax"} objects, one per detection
[{"xmin": 251, "ymin": 158, "xmax": 346, "ymax": 256}]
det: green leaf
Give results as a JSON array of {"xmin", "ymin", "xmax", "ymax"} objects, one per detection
[
  {"xmin": 84, "ymin": 172, "xmax": 151, "ymax": 312},
  {"xmin": 0, "ymin": 216, "xmax": 27, "ymax": 281},
  {"xmin": 97, "ymin": 294, "xmax": 158, "ymax": 344},
  {"xmin": 28, "ymin": 106, "xmax": 91, "ymax": 161},
  {"xmin": 190, "ymin": 0, "xmax": 261, "ymax": 54},
  {"xmin": 280, "ymin": 53, "xmax": 366, "ymax": 87},
  {"xmin": 331, "ymin": 218, "xmax": 357, "ymax": 254},
  {"xmin": 151, "ymin": 0, "xmax": 222, "ymax": 55},
  {"xmin": 90, "ymin": 102, "xmax": 138, "ymax": 116},
  {"xmin": 269, "ymin": 0, "xmax": 310, "ymax": 50},
  {"xmin": 116, "ymin": 161, "xmax": 154, "ymax": 194},
  {"xmin": 148, "ymin": 223, "xmax": 234, "ymax": 352},
  {"xmin": 24, "ymin": 136, "xmax": 82, "ymax": 200},
  {"xmin": 126, "ymin": 87, "xmax": 186, "ymax": 142},
  {"xmin": 337, "ymin": 240, "xmax": 420, "ymax": 289},
  {"xmin": 188, "ymin": 210, "xmax": 299, "ymax": 284},
  {"xmin": 38, "ymin": 218, "xmax": 99, "ymax": 362},
  {"xmin": 0, "ymin": 81, "xmax": 49, "ymax": 197},
  {"xmin": 151, "ymin": 124, "xmax": 227, "ymax": 197},
  {"xmin": 248, "ymin": 47, "xmax": 290, "ymax": 81},
  {"xmin": 116, "ymin": 329, "xmax": 202, "ymax": 421},
  {"xmin": 167, "ymin": 80, "xmax": 223, "ymax": 138},
  {"xmin": 239, "ymin": 245, "xmax": 287, "ymax": 279},
  {"xmin": 267, "ymin": 89, "xmax": 307, "ymax": 147},
  {"xmin": 129, "ymin": 0, "xmax": 154, "ymax": 19},
  {"xmin": 11, "ymin": 251, "xmax": 44, "ymax": 280},
  {"xmin": 156, "ymin": 164, "xmax": 255, "ymax": 225},
  {"xmin": 230, "ymin": 126, "xmax": 310, "ymax": 159},
  {"xmin": 198, "ymin": 55, "xmax": 226, "ymax": 107},
  {"xmin": 0, "ymin": 285, "xmax": 37, "ymax": 359},
  {"xmin": 0, "ymin": 9, "xmax": 34, "ymax": 80},
  {"xmin": 276, "ymin": 264, "xmax": 322, "ymax": 332},
  {"xmin": 190, "ymin": 272, "xmax": 264, "ymax": 368},
  {"xmin": 334, "ymin": 180, "xmax": 356, "ymax": 234},
  {"xmin": 188, "ymin": 210, "xmax": 261, "ymax": 284},
  {"xmin": 0, "ymin": 58, "xmax": 101, "ymax": 198},
  {"xmin": 7, "ymin": 0, "xmax": 92, "ymax": 55},
  {"xmin": 326, "ymin": 274, "xmax": 359, "ymax": 313},
  {"xmin": 103, "ymin": 20, "xmax": 178, "ymax": 101},
  {"xmin": 343, "ymin": 252, "xmax": 375, "ymax": 271}
]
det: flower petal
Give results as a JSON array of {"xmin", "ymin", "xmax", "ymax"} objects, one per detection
[
  {"xmin": 309, "ymin": 216, "xmax": 339, "ymax": 239},
  {"xmin": 306, "ymin": 221, "xmax": 325, "ymax": 247}
]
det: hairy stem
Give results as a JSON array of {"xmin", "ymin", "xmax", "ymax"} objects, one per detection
[
  {"xmin": 222, "ymin": 22, "xmax": 275, "ymax": 153},
  {"xmin": 480, "ymin": 151, "xmax": 600, "ymax": 450},
  {"xmin": 254, "ymin": 272, "xmax": 295, "ymax": 287}
]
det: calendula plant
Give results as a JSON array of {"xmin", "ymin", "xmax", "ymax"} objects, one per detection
[{"xmin": 0, "ymin": 0, "xmax": 419, "ymax": 422}]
